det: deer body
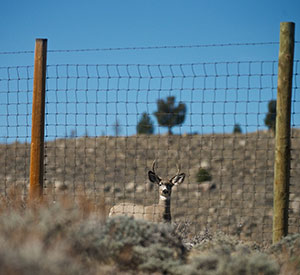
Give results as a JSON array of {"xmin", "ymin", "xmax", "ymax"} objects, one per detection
[{"xmin": 109, "ymin": 161, "xmax": 185, "ymax": 222}]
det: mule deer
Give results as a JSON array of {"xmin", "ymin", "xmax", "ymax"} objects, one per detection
[{"xmin": 109, "ymin": 161, "xmax": 185, "ymax": 222}]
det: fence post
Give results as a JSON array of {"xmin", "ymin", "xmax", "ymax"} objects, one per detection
[
  {"xmin": 273, "ymin": 22, "xmax": 295, "ymax": 244},
  {"xmin": 29, "ymin": 39, "xmax": 47, "ymax": 201}
]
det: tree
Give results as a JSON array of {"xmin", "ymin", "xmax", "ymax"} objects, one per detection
[
  {"xmin": 154, "ymin": 96, "xmax": 186, "ymax": 135},
  {"xmin": 233, "ymin": 123, "xmax": 242, "ymax": 134},
  {"xmin": 69, "ymin": 129, "xmax": 77, "ymax": 138},
  {"xmin": 137, "ymin": 113, "xmax": 154, "ymax": 135},
  {"xmin": 264, "ymin": 100, "xmax": 277, "ymax": 133},
  {"xmin": 113, "ymin": 118, "xmax": 122, "ymax": 137}
]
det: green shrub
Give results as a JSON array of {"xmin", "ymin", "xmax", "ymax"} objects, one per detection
[{"xmin": 196, "ymin": 167, "xmax": 212, "ymax": 183}]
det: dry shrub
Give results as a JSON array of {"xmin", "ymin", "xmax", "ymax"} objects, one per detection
[
  {"xmin": 0, "ymin": 190, "xmax": 106, "ymax": 274},
  {"xmin": 0, "ymin": 201, "xmax": 84, "ymax": 274},
  {"xmin": 0, "ymin": 192, "xmax": 186, "ymax": 274},
  {"xmin": 183, "ymin": 232, "xmax": 279, "ymax": 275},
  {"xmin": 269, "ymin": 234, "xmax": 300, "ymax": 275},
  {"xmin": 0, "ymin": 190, "xmax": 298, "ymax": 275},
  {"xmin": 0, "ymin": 184, "xmax": 27, "ymax": 213},
  {"xmin": 69, "ymin": 215, "xmax": 186, "ymax": 273}
]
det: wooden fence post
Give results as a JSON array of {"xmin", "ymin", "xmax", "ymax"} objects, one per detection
[
  {"xmin": 273, "ymin": 22, "xmax": 295, "ymax": 244},
  {"xmin": 29, "ymin": 39, "xmax": 47, "ymax": 201}
]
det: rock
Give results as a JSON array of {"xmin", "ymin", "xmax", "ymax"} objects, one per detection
[
  {"xmin": 239, "ymin": 140, "xmax": 246, "ymax": 146},
  {"xmin": 54, "ymin": 181, "xmax": 68, "ymax": 191},
  {"xmin": 201, "ymin": 160, "xmax": 209, "ymax": 168},
  {"xmin": 291, "ymin": 198, "xmax": 300, "ymax": 213},
  {"xmin": 199, "ymin": 182, "xmax": 216, "ymax": 192},
  {"xmin": 126, "ymin": 182, "xmax": 135, "ymax": 191}
]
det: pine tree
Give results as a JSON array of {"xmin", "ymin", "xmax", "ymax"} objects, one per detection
[
  {"xmin": 154, "ymin": 96, "xmax": 186, "ymax": 135},
  {"xmin": 137, "ymin": 113, "xmax": 154, "ymax": 134},
  {"xmin": 264, "ymin": 100, "xmax": 277, "ymax": 133},
  {"xmin": 233, "ymin": 124, "xmax": 242, "ymax": 134}
]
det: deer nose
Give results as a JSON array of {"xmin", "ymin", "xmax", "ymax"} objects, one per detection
[{"xmin": 163, "ymin": 189, "xmax": 168, "ymax": 194}]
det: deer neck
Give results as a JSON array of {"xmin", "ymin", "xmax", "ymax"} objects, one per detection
[{"xmin": 159, "ymin": 195, "xmax": 171, "ymax": 222}]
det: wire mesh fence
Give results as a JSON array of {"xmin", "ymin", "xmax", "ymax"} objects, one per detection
[
  {"xmin": 289, "ymin": 60, "xmax": 300, "ymax": 235},
  {"xmin": 1, "ymin": 57, "xmax": 299, "ymax": 243},
  {"xmin": 0, "ymin": 66, "xmax": 33, "ymax": 198}
]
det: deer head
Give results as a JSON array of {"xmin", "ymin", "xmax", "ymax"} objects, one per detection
[{"xmin": 148, "ymin": 160, "xmax": 185, "ymax": 200}]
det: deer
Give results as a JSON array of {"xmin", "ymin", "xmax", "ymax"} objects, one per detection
[{"xmin": 109, "ymin": 160, "xmax": 185, "ymax": 222}]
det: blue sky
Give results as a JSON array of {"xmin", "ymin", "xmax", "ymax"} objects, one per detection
[
  {"xmin": 1, "ymin": 0, "xmax": 300, "ymax": 65},
  {"xmin": 0, "ymin": 0, "xmax": 300, "ymax": 141}
]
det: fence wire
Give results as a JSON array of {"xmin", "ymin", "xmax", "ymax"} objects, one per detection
[
  {"xmin": 0, "ymin": 66, "xmax": 33, "ymax": 197},
  {"xmin": 0, "ymin": 60, "xmax": 300, "ymax": 243},
  {"xmin": 290, "ymin": 60, "xmax": 300, "ymax": 235},
  {"xmin": 0, "ymin": 41, "xmax": 282, "ymax": 55}
]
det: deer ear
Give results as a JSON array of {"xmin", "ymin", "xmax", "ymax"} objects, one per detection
[
  {"xmin": 170, "ymin": 173, "xmax": 185, "ymax": 185},
  {"xmin": 148, "ymin": 171, "xmax": 161, "ymax": 184}
]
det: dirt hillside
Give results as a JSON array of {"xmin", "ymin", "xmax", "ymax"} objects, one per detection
[{"xmin": 1, "ymin": 129, "xmax": 300, "ymax": 243}]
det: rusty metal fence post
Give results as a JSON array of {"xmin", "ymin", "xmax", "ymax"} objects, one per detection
[
  {"xmin": 273, "ymin": 22, "xmax": 295, "ymax": 243},
  {"xmin": 29, "ymin": 39, "xmax": 47, "ymax": 201}
]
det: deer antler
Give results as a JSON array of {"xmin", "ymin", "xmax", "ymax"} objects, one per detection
[
  {"xmin": 176, "ymin": 163, "xmax": 181, "ymax": 175},
  {"xmin": 152, "ymin": 160, "xmax": 157, "ymax": 174}
]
